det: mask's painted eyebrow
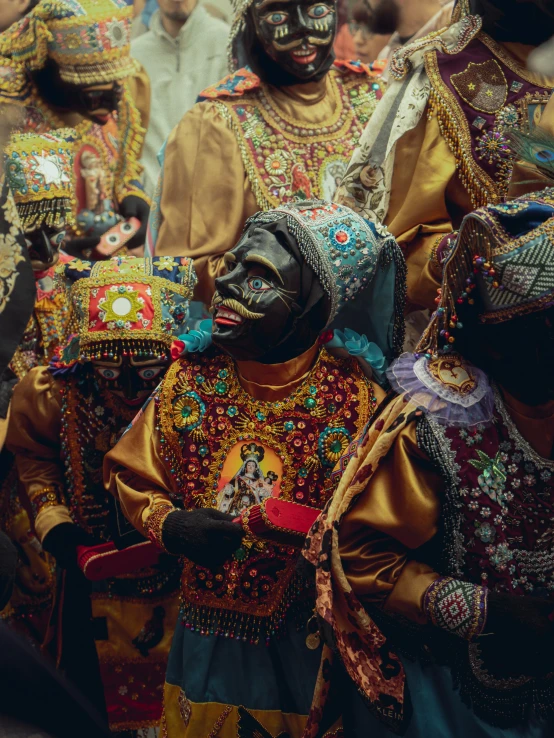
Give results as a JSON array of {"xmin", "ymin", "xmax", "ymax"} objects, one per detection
[
  {"xmin": 224, "ymin": 252, "xmax": 237, "ymax": 268},
  {"xmin": 254, "ymin": 0, "xmax": 292, "ymax": 10},
  {"xmin": 244, "ymin": 253, "xmax": 284, "ymax": 284}
]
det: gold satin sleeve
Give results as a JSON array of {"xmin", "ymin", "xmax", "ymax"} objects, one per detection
[
  {"xmin": 386, "ymin": 111, "xmax": 468, "ymax": 312},
  {"xmin": 127, "ymin": 62, "xmax": 151, "ymax": 148},
  {"xmin": 339, "ymin": 421, "xmax": 442, "ymax": 624},
  {"xmin": 154, "ymin": 102, "xmax": 258, "ymax": 306},
  {"xmin": 5, "ymin": 366, "xmax": 72, "ymax": 541},
  {"xmin": 104, "ymin": 397, "xmax": 175, "ymax": 537}
]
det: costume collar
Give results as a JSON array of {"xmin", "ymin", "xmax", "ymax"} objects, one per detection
[
  {"xmin": 266, "ymin": 75, "xmax": 329, "ymax": 106},
  {"xmin": 235, "ymin": 343, "xmax": 319, "ymax": 401}
]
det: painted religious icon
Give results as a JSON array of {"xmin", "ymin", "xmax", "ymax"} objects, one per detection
[{"xmin": 217, "ymin": 442, "xmax": 282, "ymax": 516}]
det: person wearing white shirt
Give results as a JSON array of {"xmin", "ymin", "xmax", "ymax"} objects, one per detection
[{"xmin": 131, "ymin": 0, "xmax": 229, "ymax": 196}]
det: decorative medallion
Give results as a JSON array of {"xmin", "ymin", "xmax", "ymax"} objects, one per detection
[
  {"xmin": 427, "ymin": 355, "xmax": 477, "ymax": 396},
  {"xmin": 100, "ymin": 286, "xmax": 143, "ymax": 325},
  {"xmin": 450, "ymin": 59, "xmax": 508, "ymax": 114}
]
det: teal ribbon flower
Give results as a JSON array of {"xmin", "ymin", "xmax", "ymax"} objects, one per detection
[
  {"xmin": 327, "ymin": 328, "xmax": 387, "ymax": 382},
  {"xmin": 172, "ymin": 319, "xmax": 213, "ymax": 358}
]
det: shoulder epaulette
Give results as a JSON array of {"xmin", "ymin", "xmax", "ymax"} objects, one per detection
[
  {"xmin": 198, "ymin": 68, "xmax": 261, "ymax": 101},
  {"xmin": 333, "ymin": 59, "xmax": 386, "ymax": 76}
]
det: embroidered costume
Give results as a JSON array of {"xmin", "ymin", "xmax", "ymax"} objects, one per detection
[
  {"xmin": 0, "ymin": 129, "xmax": 77, "ymax": 645},
  {"xmin": 7, "ymin": 256, "xmax": 196, "ymax": 730},
  {"xmin": 147, "ymin": 0, "xmax": 383, "ymax": 305},
  {"xmin": 304, "ymin": 191, "xmax": 554, "ymax": 737},
  {"xmin": 0, "ymin": 0, "xmax": 150, "ymax": 243},
  {"xmin": 335, "ymin": 2, "xmax": 554, "ymax": 311},
  {"xmin": 105, "ymin": 202, "xmax": 406, "ymax": 737}
]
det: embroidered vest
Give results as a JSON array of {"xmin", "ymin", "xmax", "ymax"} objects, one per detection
[
  {"xmin": 211, "ymin": 69, "xmax": 382, "ymax": 210},
  {"xmin": 426, "ymin": 33, "xmax": 552, "ymax": 207},
  {"xmin": 430, "ymin": 390, "xmax": 554, "ymax": 595},
  {"xmin": 157, "ymin": 347, "xmax": 375, "ymax": 642}
]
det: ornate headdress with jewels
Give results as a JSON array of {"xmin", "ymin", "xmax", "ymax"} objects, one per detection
[
  {"xmin": 4, "ymin": 129, "xmax": 76, "ymax": 232},
  {"xmin": 52, "ymin": 256, "xmax": 197, "ymax": 369},
  {"xmin": 416, "ymin": 191, "xmax": 554, "ymax": 359},
  {"xmin": 245, "ymin": 200, "xmax": 406, "ymax": 365},
  {"xmin": 0, "ymin": 0, "xmax": 138, "ymax": 89},
  {"xmin": 227, "ymin": 0, "xmax": 254, "ymax": 71},
  {"xmin": 388, "ymin": 190, "xmax": 554, "ymax": 427}
]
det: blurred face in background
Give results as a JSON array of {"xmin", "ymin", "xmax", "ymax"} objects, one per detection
[
  {"xmin": 350, "ymin": 2, "xmax": 391, "ymax": 63},
  {"xmin": 158, "ymin": 0, "xmax": 198, "ymax": 24},
  {"xmin": 0, "ymin": 0, "xmax": 32, "ymax": 32}
]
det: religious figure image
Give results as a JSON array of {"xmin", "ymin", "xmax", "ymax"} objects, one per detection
[{"xmin": 217, "ymin": 443, "xmax": 272, "ymax": 515}]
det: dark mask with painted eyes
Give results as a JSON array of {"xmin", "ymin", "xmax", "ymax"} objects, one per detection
[
  {"xmin": 31, "ymin": 61, "xmax": 120, "ymax": 125},
  {"xmin": 211, "ymin": 219, "xmax": 329, "ymax": 363},
  {"xmin": 92, "ymin": 355, "xmax": 169, "ymax": 407},
  {"xmin": 26, "ymin": 226, "xmax": 66, "ymax": 274},
  {"xmin": 246, "ymin": 0, "xmax": 337, "ymax": 84}
]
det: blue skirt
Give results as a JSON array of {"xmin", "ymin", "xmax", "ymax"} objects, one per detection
[
  {"xmin": 342, "ymin": 656, "xmax": 554, "ymax": 738},
  {"xmin": 162, "ymin": 615, "xmax": 327, "ymax": 737}
]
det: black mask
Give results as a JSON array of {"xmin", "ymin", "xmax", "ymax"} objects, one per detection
[
  {"xmin": 457, "ymin": 306, "xmax": 554, "ymax": 406},
  {"xmin": 211, "ymin": 218, "xmax": 329, "ymax": 363},
  {"xmin": 246, "ymin": 0, "xmax": 337, "ymax": 85},
  {"xmin": 31, "ymin": 61, "xmax": 120, "ymax": 125},
  {"xmin": 93, "ymin": 355, "xmax": 168, "ymax": 407},
  {"xmin": 26, "ymin": 227, "xmax": 66, "ymax": 274},
  {"xmin": 366, "ymin": 0, "xmax": 400, "ymax": 35},
  {"xmin": 470, "ymin": 0, "xmax": 554, "ymax": 45}
]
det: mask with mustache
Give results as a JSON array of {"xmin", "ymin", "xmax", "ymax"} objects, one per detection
[
  {"xmin": 212, "ymin": 219, "xmax": 329, "ymax": 363},
  {"xmin": 245, "ymin": 0, "xmax": 337, "ymax": 85}
]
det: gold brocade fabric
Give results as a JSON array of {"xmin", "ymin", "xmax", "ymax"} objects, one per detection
[
  {"xmin": 387, "ymin": 41, "xmax": 554, "ymax": 311},
  {"xmin": 154, "ymin": 68, "xmax": 381, "ymax": 305}
]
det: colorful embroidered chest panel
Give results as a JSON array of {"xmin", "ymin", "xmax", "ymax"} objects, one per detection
[
  {"xmin": 157, "ymin": 348, "xmax": 374, "ymax": 635},
  {"xmin": 213, "ymin": 70, "xmax": 382, "ymax": 209},
  {"xmin": 426, "ymin": 34, "xmax": 552, "ymax": 207},
  {"xmin": 10, "ymin": 269, "xmax": 70, "ymax": 379},
  {"xmin": 440, "ymin": 394, "xmax": 554, "ymax": 596},
  {"xmin": 23, "ymin": 87, "xmax": 144, "ymax": 236}
]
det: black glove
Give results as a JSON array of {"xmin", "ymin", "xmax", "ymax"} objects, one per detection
[
  {"xmin": 162, "ymin": 509, "xmax": 243, "ymax": 569},
  {"xmin": 42, "ymin": 523, "xmax": 90, "ymax": 571},
  {"xmin": 118, "ymin": 195, "xmax": 150, "ymax": 249},
  {"xmin": 63, "ymin": 236, "xmax": 101, "ymax": 258},
  {"xmin": 480, "ymin": 592, "xmax": 554, "ymax": 677}
]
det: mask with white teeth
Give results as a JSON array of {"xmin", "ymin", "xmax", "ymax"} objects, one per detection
[
  {"xmin": 211, "ymin": 217, "xmax": 329, "ymax": 364},
  {"xmin": 244, "ymin": 0, "xmax": 337, "ymax": 85}
]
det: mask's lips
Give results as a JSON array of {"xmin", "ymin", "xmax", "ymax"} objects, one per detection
[
  {"xmin": 291, "ymin": 42, "xmax": 317, "ymax": 65},
  {"xmin": 212, "ymin": 297, "xmax": 264, "ymax": 326},
  {"xmin": 215, "ymin": 306, "xmax": 243, "ymax": 326}
]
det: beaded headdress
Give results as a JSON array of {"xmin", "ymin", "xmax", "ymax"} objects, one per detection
[
  {"xmin": 245, "ymin": 200, "xmax": 406, "ymax": 362},
  {"xmin": 416, "ymin": 191, "xmax": 554, "ymax": 358},
  {"xmin": 52, "ymin": 256, "xmax": 197, "ymax": 368},
  {"xmin": 0, "ymin": 0, "xmax": 138, "ymax": 88},
  {"xmin": 227, "ymin": 0, "xmax": 253, "ymax": 71},
  {"xmin": 5, "ymin": 129, "xmax": 76, "ymax": 232}
]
